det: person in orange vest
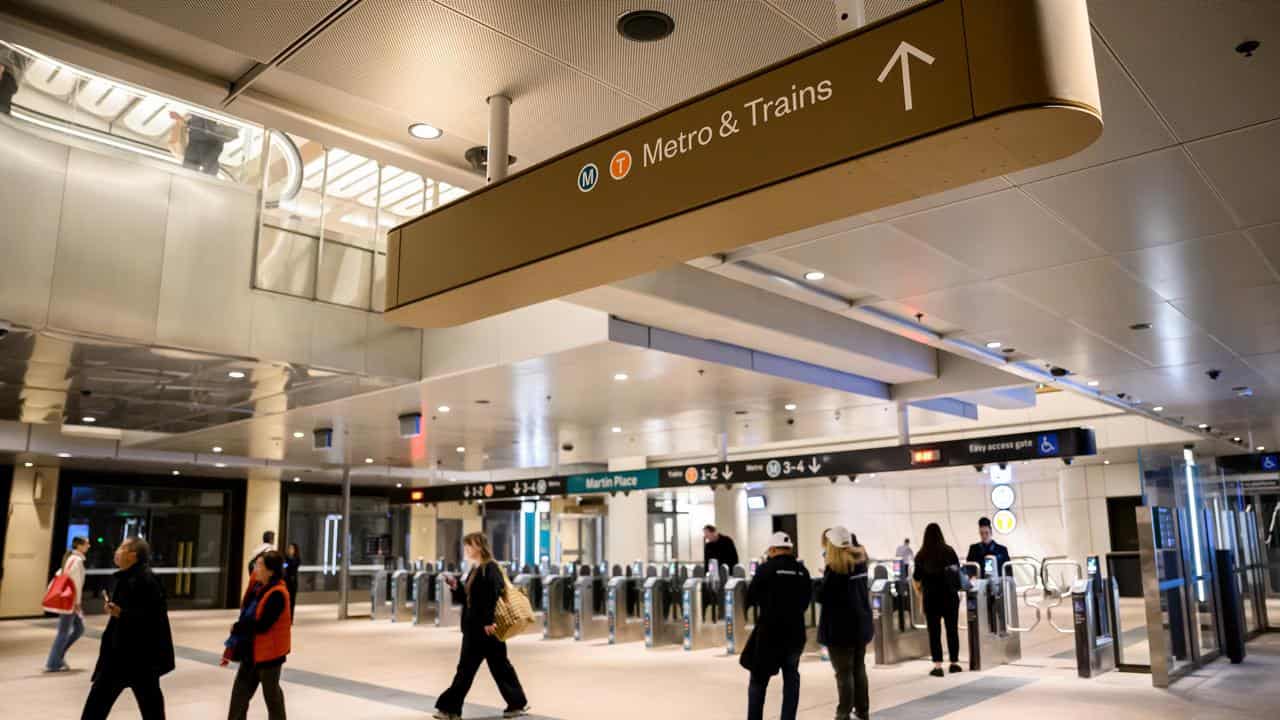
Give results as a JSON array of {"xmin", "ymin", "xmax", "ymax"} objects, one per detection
[{"xmin": 222, "ymin": 550, "xmax": 291, "ymax": 720}]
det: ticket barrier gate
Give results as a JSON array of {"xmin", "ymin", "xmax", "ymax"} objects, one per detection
[
  {"xmin": 607, "ymin": 576, "xmax": 645, "ymax": 644},
  {"xmin": 643, "ymin": 577, "xmax": 681, "ymax": 648},
  {"xmin": 542, "ymin": 575, "xmax": 574, "ymax": 639},
  {"xmin": 413, "ymin": 570, "xmax": 436, "ymax": 624},
  {"xmin": 682, "ymin": 577, "xmax": 726, "ymax": 650},
  {"xmin": 870, "ymin": 577, "xmax": 930, "ymax": 665},
  {"xmin": 370, "ymin": 569, "xmax": 390, "ymax": 620},
  {"xmin": 435, "ymin": 572, "xmax": 462, "ymax": 628},
  {"xmin": 514, "ymin": 573, "xmax": 544, "ymax": 627},
  {"xmin": 390, "ymin": 569, "xmax": 412, "ymax": 623},
  {"xmin": 1070, "ymin": 556, "xmax": 1118, "ymax": 678},
  {"xmin": 965, "ymin": 576, "xmax": 1020, "ymax": 670},
  {"xmin": 574, "ymin": 575, "xmax": 609, "ymax": 641},
  {"xmin": 724, "ymin": 577, "xmax": 753, "ymax": 655}
]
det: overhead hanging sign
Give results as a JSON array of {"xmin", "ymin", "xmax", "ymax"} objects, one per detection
[
  {"xmin": 395, "ymin": 427, "xmax": 1096, "ymax": 504},
  {"xmin": 385, "ymin": 0, "xmax": 1101, "ymax": 327}
]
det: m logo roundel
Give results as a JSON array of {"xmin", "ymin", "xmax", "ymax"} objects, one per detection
[{"xmin": 577, "ymin": 163, "xmax": 599, "ymax": 192}]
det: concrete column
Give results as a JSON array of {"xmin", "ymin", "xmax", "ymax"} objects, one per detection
[
  {"xmin": 0, "ymin": 465, "xmax": 59, "ymax": 618},
  {"xmin": 241, "ymin": 466, "xmax": 282, "ymax": 580},
  {"xmin": 606, "ymin": 456, "xmax": 649, "ymax": 566},
  {"xmin": 409, "ymin": 502, "xmax": 434, "ymax": 563},
  {"xmin": 712, "ymin": 487, "xmax": 747, "ymax": 550}
]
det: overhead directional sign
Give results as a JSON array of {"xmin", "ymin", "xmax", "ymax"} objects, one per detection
[
  {"xmin": 396, "ymin": 427, "xmax": 1096, "ymax": 504},
  {"xmin": 386, "ymin": 0, "xmax": 1101, "ymax": 327}
]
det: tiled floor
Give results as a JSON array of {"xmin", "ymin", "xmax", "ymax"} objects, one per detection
[{"xmin": 1, "ymin": 604, "xmax": 1276, "ymax": 719}]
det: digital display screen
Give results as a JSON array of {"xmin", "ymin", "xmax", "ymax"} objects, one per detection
[
  {"xmin": 911, "ymin": 448, "xmax": 941, "ymax": 465},
  {"xmin": 1087, "ymin": 556, "xmax": 1099, "ymax": 576},
  {"xmin": 746, "ymin": 495, "xmax": 767, "ymax": 510}
]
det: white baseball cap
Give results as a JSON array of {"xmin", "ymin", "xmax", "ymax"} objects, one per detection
[
  {"xmin": 768, "ymin": 531, "xmax": 794, "ymax": 549},
  {"xmin": 824, "ymin": 526, "xmax": 852, "ymax": 548}
]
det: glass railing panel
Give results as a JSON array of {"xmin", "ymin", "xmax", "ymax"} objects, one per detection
[{"xmin": 256, "ymin": 225, "xmax": 318, "ymax": 297}]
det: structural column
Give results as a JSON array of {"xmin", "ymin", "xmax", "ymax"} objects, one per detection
[
  {"xmin": 240, "ymin": 466, "xmax": 281, "ymax": 581},
  {"xmin": 338, "ymin": 465, "xmax": 352, "ymax": 620},
  {"xmin": 713, "ymin": 486, "xmax": 748, "ymax": 557},
  {"xmin": 606, "ymin": 456, "xmax": 649, "ymax": 566},
  {"xmin": 0, "ymin": 465, "xmax": 59, "ymax": 618}
]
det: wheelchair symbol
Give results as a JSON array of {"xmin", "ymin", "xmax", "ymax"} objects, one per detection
[
  {"xmin": 1037, "ymin": 433, "xmax": 1058, "ymax": 456},
  {"xmin": 1263, "ymin": 455, "xmax": 1278, "ymax": 471}
]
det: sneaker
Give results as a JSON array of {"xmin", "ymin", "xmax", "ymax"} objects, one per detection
[
  {"xmin": 929, "ymin": 667, "xmax": 945, "ymax": 678},
  {"xmin": 949, "ymin": 663, "xmax": 963, "ymax": 674},
  {"xmin": 503, "ymin": 707, "xmax": 530, "ymax": 718},
  {"xmin": 41, "ymin": 664, "xmax": 69, "ymax": 674}
]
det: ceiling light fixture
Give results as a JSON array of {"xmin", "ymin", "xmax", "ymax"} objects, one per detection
[
  {"xmin": 407, "ymin": 122, "xmax": 443, "ymax": 140},
  {"xmin": 611, "ymin": 426, "xmax": 622, "ymax": 433},
  {"xmin": 1104, "ymin": 460, "xmax": 1111, "ymax": 465},
  {"xmin": 82, "ymin": 416, "xmax": 96, "ymax": 423},
  {"xmin": 1233, "ymin": 436, "xmax": 1241, "ymax": 442},
  {"xmin": 171, "ymin": 470, "xmax": 180, "ymax": 476},
  {"xmin": 456, "ymin": 446, "xmax": 466, "ymax": 453},
  {"xmin": 214, "ymin": 462, "xmax": 227, "ymax": 468},
  {"xmin": 1198, "ymin": 423, "xmax": 1209, "ymax": 429},
  {"xmin": 293, "ymin": 477, "xmax": 301, "ymax": 483},
  {"xmin": 1086, "ymin": 380, "xmax": 1099, "ymax": 387},
  {"xmin": 1257, "ymin": 446, "xmax": 1266, "ymax": 452},
  {"xmin": 23, "ymin": 461, "xmax": 34, "ymax": 468},
  {"xmin": 985, "ymin": 341, "xmax": 1002, "ymax": 349},
  {"xmin": 292, "ymin": 431, "xmax": 305, "ymax": 439},
  {"xmin": 227, "ymin": 370, "xmax": 246, "ymax": 379},
  {"xmin": 396, "ymin": 482, "xmax": 403, "ymax": 488},
  {"xmin": 784, "ymin": 403, "xmax": 798, "ymax": 411},
  {"xmin": 364, "ymin": 457, "xmax": 374, "ymax": 464},
  {"xmin": 212, "ymin": 446, "xmax": 223, "ymax": 453},
  {"xmin": 804, "ymin": 271, "xmax": 825, "ymax": 281},
  {"xmin": 617, "ymin": 9, "xmax": 676, "ymax": 42},
  {"xmin": 1152, "ymin": 406, "xmax": 1164, "ymax": 412},
  {"xmin": 437, "ymin": 405, "xmax": 451, "ymax": 413},
  {"xmin": 56, "ymin": 452, "xmax": 71, "ymax": 458},
  {"xmin": 613, "ymin": 372, "xmax": 629, "ymax": 381}
]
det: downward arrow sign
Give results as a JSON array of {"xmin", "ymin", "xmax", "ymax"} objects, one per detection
[
  {"xmin": 808, "ymin": 457, "xmax": 821, "ymax": 473},
  {"xmin": 723, "ymin": 465, "xmax": 734, "ymax": 480},
  {"xmin": 877, "ymin": 40, "xmax": 935, "ymax": 111}
]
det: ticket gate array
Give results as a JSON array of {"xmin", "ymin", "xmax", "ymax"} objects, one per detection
[
  {"xmin": 608, "ymin": 576, "xmax": 646, "ymax": 644},
  {"xmin": 643, "ymin": 577, "xmax": 682, "ymax": 647},
  {"xmin": 436, "ymin": 572, "xmax": 462, "ymax": 628},
  {"xmin": 413, "ymin": 570, "xmax": 437, "ymax": 624},
  {"xmin": 965, "ymin": 576, "xmax": 1020, "ymax": 670},
  {"xmin": 1071, "ymin": 555, "xmax": 1119, "ymax": 678},
  {"xmin": 724, "ymin": 577, "xmax": 754, "ymax": 655},
  {"xmin": 370, "ymin": 569, "xmax": 390, "ymax": 621},
  {"xmin": 870, "ymin": 576, "xmax": 931, "ymax": 665},
  {"xmin": 682, "ymin": 576, "xmax": 726, "ymax": 650},
  {"xmin": 543, "ymin": 575, "xmax": 574, "ymax": 639},
  {"xmin": 390, "ymin": 569, "xmax": 412, "ymax": 623}
]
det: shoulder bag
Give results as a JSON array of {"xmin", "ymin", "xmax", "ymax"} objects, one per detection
[
  {"xmin": 42, "ymin": 556, "xmax": 76, "ymax": 614},
  {"xmin": 493, "ymin": 566, "xmax": 535, "ymax": 641}
]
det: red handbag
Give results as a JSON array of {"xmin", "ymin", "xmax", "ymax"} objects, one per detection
[{"xmin": 42, "ymin": 559, "xmax": 76, "ymax": 614}]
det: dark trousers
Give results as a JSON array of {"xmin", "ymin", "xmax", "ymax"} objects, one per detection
[
  {"xmin": 926, "ymin": 606, "xmax": 960, "ymax": 663},
  {"xmin": 436, "ymin": 631, "xmax": 527, "ymax": 714},
  {"xmin": 228, "ymin": 660, "xmax": 286, "ymax": 720},
  {"xmin": 747, "ymin": 651, "xmax": 801, "ymax": 720},
  {"xmin": 183, "ymin": 138, "xmax": 224, "ymax": 175},
  {"xmin": 827, "ymin": 645, "xmax": 869, "ymax": 719},
  {"xmin": 81, "ymin": 671, "xmax": 166, "ymax": 720},
  {"xmin": 0, "ymin": 71, "xmax": 17, "ymax": 115}
]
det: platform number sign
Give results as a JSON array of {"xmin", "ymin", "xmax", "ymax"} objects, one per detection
[{"xmin": 577, "ymin": 162, "xmax": 599, "ymax": 192}]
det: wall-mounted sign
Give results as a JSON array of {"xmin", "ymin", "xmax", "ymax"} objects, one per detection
[
  {"xmin": 990, "ymin": 484, "xmax": 1015, "ymax": 511},
  {"xmin": 566, "ymin": 469, "xmax": 659, "ymax": 494},
  {"xmin": 385, "ymin": 0, "xmax": 1101, "ymax": 327},
  {"xmin": 992, "ymin": 509, "xmax": 1017, "ymax": 535}
]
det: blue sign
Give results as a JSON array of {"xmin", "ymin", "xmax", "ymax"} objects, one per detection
[
  {"xmin": 1036, "ymin": 432, "xmax": 1059, "ymax": 456},
  {"xmin": 567, "ymin": 469, "xmax": 659, "ymax": 494},
  {"xmin": 1262, "ymin": 454, "xmax": 1279, "ymax": 472},
  {"xmin": 577, "ymin": 163, "xmax": 599, "ymax": 192}
]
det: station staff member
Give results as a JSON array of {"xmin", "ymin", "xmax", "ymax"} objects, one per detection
[
  {"xmin": 703, "ymin": 525, "xmax": 740, "ymax": 573},
  {"xmin": 965, "ymin": 517, "xmax": 1011, "ymax": 578},
  {"xmin": 740, "ymin": 532, "xmax": 810, "ymax": 720}
]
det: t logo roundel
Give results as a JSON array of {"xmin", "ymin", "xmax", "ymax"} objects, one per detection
[
  {"xmin": 577, "ymin": 163, "xmax": 599, "ymax": 192},
  {"xmin": 610, "ymin": 150, "xmax": 632, "ymax": 180}
]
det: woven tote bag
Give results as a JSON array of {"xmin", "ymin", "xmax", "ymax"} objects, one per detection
[{"xmin": 494, "ymin": 569, "xmax": 535, "ymax": 641}]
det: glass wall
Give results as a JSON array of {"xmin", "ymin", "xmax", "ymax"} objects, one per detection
[{"xmin": 281, "ymin": 491, "xmax": 409, "ymax": 604}]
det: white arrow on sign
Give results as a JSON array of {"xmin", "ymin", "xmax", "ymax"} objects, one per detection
[
  {"xmin": 877, "ymin": 40, "xmax": 935, "ymax": 112},
  {"xmin": 808, "ymin": 457, "xmax": 822, "ymax": 473},
  {"xmin": 723, "ymin": 465, "xmax": 734, "ymax": 480}
]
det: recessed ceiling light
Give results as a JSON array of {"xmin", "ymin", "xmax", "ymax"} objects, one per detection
[
  {"xmin": 292, "ymin": 431, "xmax": 305, "ymax": 439},
  {"xmin": 869, "ymin": 473, "xmax": 876, "ymax": 479},
  {"xmin": 617, "ymin": 9, "xmax": 675, "ymax": 42},
  {"xmin": 293, "ymin": 476, "xmax": 301, "ymax": 483},
  {"xmin": 804, "ymin": 271, "xmax": 825, "ymax": 281},
  {"xmin": 1086, "ymin": 380, "xmax": 1100, "ymax": 387},
  {"xmin": 171, "ymin": 470, "xmax": 181, "ymax": 476},
  {"xmin": 448, "ymin": 477, "xmax": 457, "ymax": 483},
  {"xmin": 214, "ymin": 462, "xmax": 227, "ymax": 468},
  {"xmin": 1103, "ymin": 460, "xmax": 1111, "ymax": 465},
  {"xmin": 613, "ymin": 372, "xmax": 629, "ymax": 381},
  {"xmin": 212, "ymin": 446, "xmax": 223, "ymax": 453},
  {"xmin": 1233, "ymin": 436, "xmax": 1242, "ymax": 442},
  {"xmin": 456, "ymin": 446, "xmax": 466, "ymax": 453},
  {"xmin": 1152, "ymin": 406, "xmax": 1164, "ymax": 412},
  {"xmin": 408, "ymin": 122, "xmax": 443, "ymax": 140},
  {"xmin": 985, "ymin": 341, "xmax": 1002, "ymax": 349},
  {"xmin": 1257, "ymin": 446, "xmax": 1266, "ymax": 451},
  {"xmin": 437, "ymin": 405, "xmax": 451, "ymax": 413},
  {"xmin": 82, "ymin": 416, "xmax": 96, "ymax": 423},
  {"xmin": 396, "ymin": 482, "xmax": 403, "ymax": 488},
  {"xmin": 23, "ymin": 461, "xmax": 34, "ymax": 468},
  {"xmin": 784, "ymin": 403, "xmax": 798, "ymax": 411},
  {"xmin": 56, "ymin": 452, "xmax": 71, "ymax": 458},
  {"xmin": 1198, "ymin": 423, "xmax": 1209, "ymax": 429},
  {"xmin": 227, "ymin": 370, "xmax": 246, "ymax": 379},
  {"xmin": 611, "ymin": 426, "xmax": 622, "ymax": 433},
  {"xmin": 364, "ymin": 457, "xmax": 374, "ymax": 464}
]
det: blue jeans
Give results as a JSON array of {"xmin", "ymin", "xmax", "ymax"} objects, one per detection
[
  {"xmin": 748, "ymin": 651, "xmax": 802, "ymax": 720},
  {"xmin": 46, "ymin": 612, "xmax": 84, "ymax": 670}
]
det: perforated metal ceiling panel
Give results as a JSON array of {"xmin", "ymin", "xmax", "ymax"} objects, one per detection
[{"xmin": 277, "ymin": 0, "xmax": 656, "ymax": 166}]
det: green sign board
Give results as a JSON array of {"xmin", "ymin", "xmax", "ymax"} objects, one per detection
[{"xmin": 567, "ymin": 469, "xmax": 660, "ymax": 495}]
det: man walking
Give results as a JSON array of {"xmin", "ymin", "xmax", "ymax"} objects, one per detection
[
  {"xmin": 741, "ymin": 532, "xmax": 811, "ymax": 720},
  {"xmin": 703, "ymin": 525, "xmax": 740, "ymax": 573},
  {"xmin": 81, "ymin": 537, "xmax": 175, "ymax": 720}
]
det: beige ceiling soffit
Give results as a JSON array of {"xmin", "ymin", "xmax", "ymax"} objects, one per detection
[
  {"xmin": 224, "ymin": 0, "xmax": 365, "ymax": 106},
  {"xmin": 385, "ymin": 0, "xmax": 1102, "ymax": 328}
]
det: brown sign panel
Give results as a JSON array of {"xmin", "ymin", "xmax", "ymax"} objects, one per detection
[{"xmin": 388, "ymin": 0, "xmax": 1101, "ymax": 327}]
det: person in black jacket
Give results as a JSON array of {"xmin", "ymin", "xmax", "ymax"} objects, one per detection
[
  {"xmin": 819, "ymin": 527, "xmax": 872, "ymax": 720},
  {"xmin": 435, "ymin": 532, "xmax": 529, "ymax": 720},
  {"xmin": 284, "ymin": 543, "xmax": 301, "ymax": 621},
  {"xmin": 912, "ymin": 523, "xmax": 963, "ymax": 677},
  {"xmin": 742, "ymin": 532, "xmax": 811, "ymax": 720},
  {"xmin": 80, "ymin": 537, "xmax": 175, "ymax": 720},
  {"xmin": 703, "ymin": 525, "xmax": 740, "ymax": 573},
  {"xmin": 965, "ymin": 517, "xmax": 1011, "ymax": 579}
]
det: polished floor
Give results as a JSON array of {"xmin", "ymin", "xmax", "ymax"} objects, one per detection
[{"xmin": 1, "ymin": 604, "xmax": 1276, "ymax": 719}]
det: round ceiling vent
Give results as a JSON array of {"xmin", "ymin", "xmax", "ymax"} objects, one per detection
[{"xmin": 617, "ymin": 10, "xmax": 675, "ymax": 42}]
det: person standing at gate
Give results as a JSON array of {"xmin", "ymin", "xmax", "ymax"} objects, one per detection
[
  {"xmin": 912, "ymin": 524, "xmax": 963, "ymax": 677},
  {"xmin": 80, "ymin": 537, "xmax": 175, "ymax": 720},
  {"xmin": 820, "ymin": 527, "xmax": 873, "ymax": 720},
  {"xmin": 965, "ymin": 517, "xmax": 1011, "ymax": 578},
  {"xmin": 44, "ymin": 536, "xmax": 89, "ymax": 672},
  {"xmin": 703, "ymin": 525, "xmax": 740, "ymax": 573},
  {"xmin": 741, "ymin": 531, "xmax": 811, "ymax": 720},
  {"xmin": 434, "ymin": 532, "xmax": 530, "ymax": 720},
  {"xmin": 284, "ymin": 543, "xmax": 301, "ymax": 621}
]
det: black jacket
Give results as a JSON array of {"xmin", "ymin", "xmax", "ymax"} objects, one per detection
[
  {"xmin": 455, "ymin": 562, "xmax": 505, "ymax": 636},
  {"xmin": 966, "ymin": 540, "xmax": 1011, "ymax": 578},
  {"xmin": 94, "ymin": 563, "xmax": 176, "ymax": 681},
  {"xmin": 912, "ymin": 545, "xmax": 961, "ymax": 615},
  {"xmin": 818, "ymin": 551, "xmax": 873, "ymax": 649},
  {"xmin": 704, "ymin": 535, "xmax": 740, "ymax": 572},
  {"xmin": 741, "ymin": 553, "xmax": 811, "ymax": 677}
]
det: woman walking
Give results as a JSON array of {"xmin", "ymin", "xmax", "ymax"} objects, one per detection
[
  {"xmin": 819, "ymin": 527, "xmax": 873, "ymax": 720},
  {"xmin": 434, "ymin": 533, "xmax": 530, "ymax": 720},
  {"xmin": 224, "ymin": 550, "xmax": 291, "ymax": 720},
  {"xmin": 44, "ymin": 536, "xmax": 89, "ymax": 672},
  {"xmin": 912, "ymin": 523, "xmax": 963, "ymax": 677}
]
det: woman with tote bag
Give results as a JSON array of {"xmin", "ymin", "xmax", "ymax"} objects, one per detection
[{"xmin": 43, "ymin": 536, "xmax": 88, "ymax": 672}]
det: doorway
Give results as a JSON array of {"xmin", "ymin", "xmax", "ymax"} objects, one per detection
[
  {"xmin": 437, "ymin": 518, "xmax": 463, "ymax": 569},
  {"xmin": 772, "ymin": 514, "xmax": 799, "ymax": 546}
]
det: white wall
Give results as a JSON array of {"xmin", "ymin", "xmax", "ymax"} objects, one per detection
[{"xmin": 747, "ymin": 482, "xmax": 913, "ymax": 568}]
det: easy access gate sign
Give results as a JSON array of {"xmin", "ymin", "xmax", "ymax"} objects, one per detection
[{"xmin": 387, "ymin": 0, "xmax": 1102, "ymax": 327}]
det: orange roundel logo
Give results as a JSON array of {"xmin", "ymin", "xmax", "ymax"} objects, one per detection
[
  {"xmin": 483, "ymin": 483, "xmax": 494, "ymax": 498},
  {"xmin": 610, "ymin": 150, "xmax": 632, "ymax": 180},
  {"xmin": 684, "ymin": 467, "xmax": 698, "ymax": 484}
]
